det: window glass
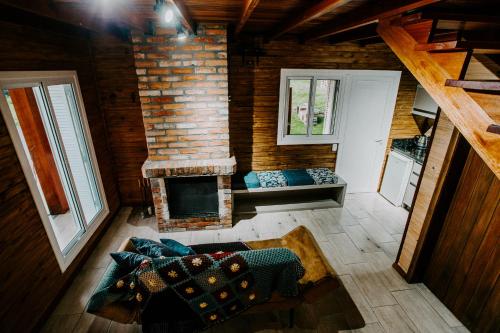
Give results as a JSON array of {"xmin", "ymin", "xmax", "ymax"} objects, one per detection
[
  {"xmin": 287, "ymin": 78, "xmax": 312, "ymax": 135},
  {"xmin": 46, "ymin": 84, "xmax": 102, "ymax": 225},
  {"xmin": 312, "ymin": 79, "xmax": 338, "ymax": 135}
]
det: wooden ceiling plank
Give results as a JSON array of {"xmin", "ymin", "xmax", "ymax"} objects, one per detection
[
  {"xmin": 167, "ymin": 0, "xmax": 195, "ymax": 34},
  {"xmin": 269, "ymin": 0, "xmax": 352, "ymax": 40},
  {"xmin": 304, "ymin": 0, "xmax": 440, "ymax": 42},
  {"xmin": 329, "ymin": 23, "xmax": 378, "ymax": 44},
  {"xmin": 235, "ymin": 0, "xmax": 261, "ymax": 36}
]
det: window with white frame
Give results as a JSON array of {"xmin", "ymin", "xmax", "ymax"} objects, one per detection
[
  {"xmin": 0, "ymin": 71, "xmax": 108, "ymax": 272},
  {"xmin": 277, "ymin": 69, "xmax": 343, "ymax": 145}
]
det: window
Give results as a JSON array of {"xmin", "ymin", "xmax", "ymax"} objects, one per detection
[
  {"xmin": 0, "ymin": 71, "xmax": 108, "ymax": 272},
  {"xmin": 278, "ymin": 69, "xmax": 343, "ymax": 145}
]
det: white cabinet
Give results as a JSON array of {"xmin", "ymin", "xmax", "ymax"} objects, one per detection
[
  {"xmin": 380, "ymin": 151, "xmax": 414, "ymax": 206},
  {"xmin": 403, "ymin": 162, "xmax": 422, "ymax": 208}
]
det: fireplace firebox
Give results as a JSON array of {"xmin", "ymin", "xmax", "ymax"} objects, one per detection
[{"xmin": 167, "ymin": 177, "xmax": 219, "ymax": 219}]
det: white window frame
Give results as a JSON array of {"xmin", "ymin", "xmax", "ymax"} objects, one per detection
[
  {"xmin": 277, "ymin": 69, "xmax": 348, "ymax": 145},
  {"xmin": 0, "ymin": 71, "xmax": 109, "ymax": 272}
]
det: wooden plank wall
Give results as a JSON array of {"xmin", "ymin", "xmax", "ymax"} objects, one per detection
[
  {"xmin": 424, "ymin": 148, "xmax": 499, "ymax": 333},
  {"xmin": 228, "ymin": 38, "xmax": 421, "ymax": 172},
  {"xmin": 0, "ymin": 16, "xmax": 121, "ymax": 333},
  {"xmin": 91, "ymin": 33, "xmax": 148, "ymax": 205}
]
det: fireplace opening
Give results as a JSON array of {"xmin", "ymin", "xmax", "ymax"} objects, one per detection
[{"xmin": 167, "ymin": 176, "xmax": 219, "ymax": 219}]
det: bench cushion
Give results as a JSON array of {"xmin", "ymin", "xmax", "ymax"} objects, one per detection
[
  {"xmin": 243, "ymin": 171, "xmax": 261, "ymax": 188},
  {"xmin": 256, "ymin": 171, "xmax": 287, "ymax": 188},
  {"xmin": 282, "ymin": 169, "xmax": 315, "ymax": 186}
]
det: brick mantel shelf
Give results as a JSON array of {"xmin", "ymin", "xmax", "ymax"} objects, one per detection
[{"xmin": 142, "ymin": 156, "xmax": 236, "ymax": 178}]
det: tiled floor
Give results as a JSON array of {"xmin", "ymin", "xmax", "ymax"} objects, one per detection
[{"xmin": 42, "ymin": 193, "xmax": 469, "ymax": 333}]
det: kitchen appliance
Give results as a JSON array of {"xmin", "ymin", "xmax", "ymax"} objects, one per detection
[
  {"xmin": 380, "ymin": 151, "xmax": 414, "ymax": 206},
  {"xmin": 412, "ymin": 85, "xmax": 438, "ymax": 119},
  {"xmin": 414, "ymin": 135, "xmax": 430, "ymax": 149}
]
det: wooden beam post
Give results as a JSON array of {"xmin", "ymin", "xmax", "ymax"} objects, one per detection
[
  {"xmin": 328, "ymin": 23, "xmax": 378, "ymax": 44},
  {"xmin": 235, "ymin": 0, "xmax": 260, "ymax": 36},
  {"xmin": 378, "ymin": 19, "xmax": 500, "ymax": 178},
  {"xmin": 304, "ymin": 0, "xmax": 440, "ymax": 42},
  {"xmin": 9, "ymin": 88, "xmax": 70, "ymax": 215},
  {"xmin": 269, "ymin": 0, "xmax": 352, "ymax": 40}
]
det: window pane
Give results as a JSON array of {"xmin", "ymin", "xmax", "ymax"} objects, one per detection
[
  {"xmin": 3, "ymin": 88, "xmax": 84, "ymax": 253},
  {"xmin": 287, "ymin": 78, "xmax": 311, "ymax": 135},
  {"xmin": 312, "ymin": 79, "xmax": 338, "ymax": 135},
  {"xmin": 46, "ymin": 84, "xmax": 103, "ymax": 225}
]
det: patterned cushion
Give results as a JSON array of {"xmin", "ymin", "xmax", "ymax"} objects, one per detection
[
  {"xmin": 256, "ymin": 171, "xmax": 287, "ymax": 188},
  {"xmin": 306, "ymin": 168, "xmax": 339, "ymax": 185}
]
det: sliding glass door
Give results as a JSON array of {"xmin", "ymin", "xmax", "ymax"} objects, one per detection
[{"xmin": 0, "ymin": 71, "xmax": 108, "ymax": 271}]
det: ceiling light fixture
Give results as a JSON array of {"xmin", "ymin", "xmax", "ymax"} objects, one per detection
[{"xmin": 164, "ymin": 8, "xmax": 174, "ymax": 23}]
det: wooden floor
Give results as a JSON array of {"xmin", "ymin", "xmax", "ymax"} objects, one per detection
[{"xmin": 42, "ymin": 193, "xmax": 469, "ymax": 333}]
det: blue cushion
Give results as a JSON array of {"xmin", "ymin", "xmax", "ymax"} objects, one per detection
[
  {"xmin": 110, "ymin": 251, "xmax": 150, "ymax": 271},
  {"xmin": 282, "ymin": 169, "xmax": 315, "ymax": 186},
  {"xmin": 130, "ymin": 237, "xmax": 179, "ymax": 258},
  {"xmin": 243, "ymin": 171, "xmax": 261, "ymax": 188},
  {"xmin": 159, "ymin": 239, "xmax": 196, "ymax": 256},
  {"xmin": 256, "ymin": 171, "xmax": 287, "ymax": 188}
]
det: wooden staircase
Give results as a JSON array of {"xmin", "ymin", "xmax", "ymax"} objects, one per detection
[{"xmin": 378, "ymin": 10, "xmax": 500, "ymax": 178}]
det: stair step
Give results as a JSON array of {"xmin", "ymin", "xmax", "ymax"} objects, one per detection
[
  {"xmin": 486, "ymin": 124, "xmax": 500, "ymax": 134},
  {"xmin": 445, "ymin": 79, "xmax": 500, "ymax": 92},
  {"xmin": 415, "ymin": 40, "xmax": 500, "ymax": 52}
]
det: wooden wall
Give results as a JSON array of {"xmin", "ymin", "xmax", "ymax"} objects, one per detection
[
  {"xmin": 0, "ymin": 13, "xmax": 123, "ymax": 333},
  {"xmin": 91, "ymin": 32, "xmax": 148, "ymax": 205},
  {"xmin": 228, "ymin": 38, "xmax": 421, "ymax": 172},
  {"xmin": 424, "ymin": 148, "xmax": 499, "ymax": 333}
]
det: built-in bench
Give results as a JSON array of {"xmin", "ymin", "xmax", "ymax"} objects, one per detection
[{"xmin": 231, "ymin": 168, "xmax": 347, "ymax": 215}]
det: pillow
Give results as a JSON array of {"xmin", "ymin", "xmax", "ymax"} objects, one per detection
[
  {"xmin": 130, "ymin": 237, "xmax": 179, "ymax": 258},
  {"xmin": 306, "ymin": 168, "xmax": 339, "ymax": 185},
  {"xmin": 243, "ymin": 171, "xmax": 261, "ymax": 189},
  {"xmin": 256, "ymin": 171, "xmax": 287, "ymax": 188},
  {"xmin": 282, "ymin": 169, "xmax": 315, "ymax": 186},
  {"xmin": 110, "ymin": 251, "xmax": 150, "ymax": 271},
  {"xmin": 159, "ymin": 238, "xmax": 195, "ymax": 256}
]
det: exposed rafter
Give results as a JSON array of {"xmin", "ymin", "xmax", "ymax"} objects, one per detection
[
  {"xmin": 167, "ymin": 0, "xmax": 195, "ymax": 35},
  {"xmin": 329, "ymin": 23, "xmax": 378, "ymax": 44},
  {"xmin": 303, "ymin": 0, "xmax": 440, "ymax": 42},
  {"xmin": 269, "ymin": 0, "xmax": 352, "ymax": 40},
  {"xmin": 235, "ymin": 0, "xmax": 260, "ymax": 36}
]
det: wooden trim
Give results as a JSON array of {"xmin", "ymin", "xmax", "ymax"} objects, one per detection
[
  {"xmin": 445, "ymin": 79, "xmax": 500, "ymax": 92},
  {"xmin": 235, "ymin": 0, "xmax": 260, "ymax": 36},
  {"xmin": 378, "ymin": 19, "xmax": 500, "ymax": 178},
  {"xmin": 9, "ymin": 88, "xmax": 70, "ymax": 215},
  {"xmin": 304, "ymin": 0, "xmax": 439, "ymax": 42},
  {"xmin": 269, "ymin": 0, "xmax": 352, "ymax": 40},
  {"xmin": 167, "ymin": 0, "xmax": 196, "ymax": 35}
]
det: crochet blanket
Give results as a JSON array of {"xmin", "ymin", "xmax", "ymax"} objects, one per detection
[{"xmin": 88, "ymin": 247, "xmax": 305, "ymax": 331}]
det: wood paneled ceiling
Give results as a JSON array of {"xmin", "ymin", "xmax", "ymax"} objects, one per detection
[{"xmin": 2, "ymin": 0, "xmax": 498, "ymax": 43}]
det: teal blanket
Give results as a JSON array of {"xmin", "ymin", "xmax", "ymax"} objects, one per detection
[{"xmin": 88, "ymin": 247, "xmax": 305, "ymax": 330}]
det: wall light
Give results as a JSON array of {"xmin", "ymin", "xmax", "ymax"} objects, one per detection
[{"xmin": 177, "ymin": 31, "xmax": 188, "ymax": 40}]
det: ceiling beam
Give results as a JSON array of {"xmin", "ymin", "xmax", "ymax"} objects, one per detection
[
  {"xmin": 304, "ymin": 0, "xmax": 440, "ymax": 42},
  {"xmin": 329, "ymin": 23, "xmax": 378, "ymax": 44},
  {"xmin": 167, "ymin": 0, "xmax": 195, "ymax": 35},
  {"xmin": 235, "ymin": 0, "xmax": 260, "ymax": 36},
  {"xmin": 269, "ymin": 0, "xmax": 352, "ymax": 40}
]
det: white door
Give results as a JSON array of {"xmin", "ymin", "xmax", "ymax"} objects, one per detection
[{"xmin": 336, "ymin": 73, "xmax": 401, "ymax": 193}]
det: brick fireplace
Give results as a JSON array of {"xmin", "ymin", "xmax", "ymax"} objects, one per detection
[{"xmin": 132, "ymin": 23, "xmax": 236, "ymax": 232}]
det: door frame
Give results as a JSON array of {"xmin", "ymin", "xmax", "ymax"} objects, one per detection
[{"xmin": 0, "ymin": 70, "xmax": 109, "ymax": 272}]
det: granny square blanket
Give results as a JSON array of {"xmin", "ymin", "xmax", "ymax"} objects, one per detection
[{"xmin": 88, "ymin": 247, "xmax": 305, "ymax": 331}]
